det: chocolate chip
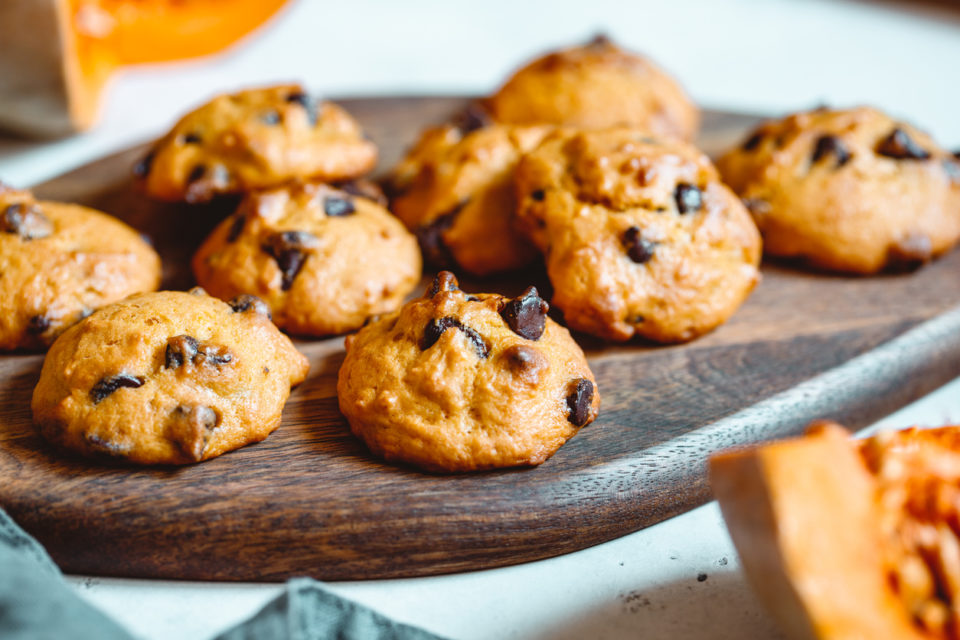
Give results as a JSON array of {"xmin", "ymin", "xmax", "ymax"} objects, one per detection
[
  {"xmin": 2, "ymin": 203, "xmax": 53, "ymax": 240},
  {"xmin": 674, "ymin": 183, "xmax": 702, "ymax": 214},
  {"xmin": 622, "ymin": 226, "xmax": 657, "ymax": 264},
  {"xmin": 182, "ymin": 133, "xmax": 202, "ymax": 144},
  {"xmin": 811, "ymin": 135, "xmax": 851, "ymax": 167},
  {"xmin": 416, "ymin": 200, "xmax": 468, "ymax": 267},
  {"xmin": 84, "ymin": 433, "xmax": 127, "ymax": 455},
  {"xmin": 167, "ymin": 405, "xmax": 219, "ymax": 461},
  {"xmin": 133, "ymin": 151, "xmax": 154, "ymax": 178},
  {"xmin": 226, "ymin": 215, "xmax": 246, "ymax": 242},
  {"xmin": 324, "ymin": 195, "xmax": 356, "ymax": 217},
  {"xmin": 165, "ymin": 335, "xmax": 199, "ymax": 369},
  {"xmin": 697, "ymin": 573, "xmax": 708, "ymax": 582},
  {"xmin": 502, "ymin": 344, "xmax": 547, "ymax": 384},
  {"xmin": 500, "ymin": 286, "xmax": 549, "ymax": 340},
  {"xmin": 587, "ymin": 33, "xmax": 613, "ymax": 48},
  {"xmin": 228, "ymin": 294, "xmax": 272, "ymax": 319},
  {"xmin": 421, "ymin": 316, "xmax": 489, "ymax": 358},
  {"xmin": 566, "ymin": 378, "xmax": 595, "ymax": 427},
  {"xmin": 742, "ymin": 131, "xmax": 764, "ymax": 151},
  {"xmin": 166, "ymin": 334, "xmax": 233, "ymax": 369},
  {"xmin": 428, "ymin": 271, "xmax": 459, "ymax": 296},
  {"xmin": 262, "ymin": 230, "xmax": 318, "ymax": 290},
  {"xmin": 27, "ymin": 314, "xmax": 51, "ymax": 335},
  {"xmin": 187, "ymin": 165, "xmax": 206, "ymax": 184},
  {"xmin": 285, "ymin": 91, "xmax": 318, "ymax": 126},
  {"xmin": 531, "ymin": 189, "xmax": 546, "ymax": 202},
  {"xmin": 90, "ymin": 374, "xmax": 145, "ymax": 404},
  {"xmin": 877, "ymin": 128, "xmax": 931, "ymax": 160},
  {"xmin": 260, "ymin": 110, "xmax": 282, "ymax": 125},
  {"xmin": 452, "ymin": 102, "xmax": 492, "ymax": 135}
]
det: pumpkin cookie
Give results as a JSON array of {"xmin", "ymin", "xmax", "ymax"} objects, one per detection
[
  {"xmin": 387, "ymin": 123, "xmax": 551, "ymax": 276},
  {"xmin": 193, "ymin": 181, "xmax": 421, "ymax": 336},
  {"xmin": 32, "ymin": 289, "xmax": 309, "ymax": 465},
  {"xmin": 484, "ymin": 35, "xmax": 698, "ymax": 141},
  {"xmin": 514, "ymin": 128, "xmax": 761, "ymax": 343},
  {"xmin": 337, "ymin": 271, "xmax": 600, "ymax": 473},
  {"xmin": 0, "ymin": 184, "xmax": 161, "ymax": 351},
  {"xmin": 136, "ymin": 84, "xmax": 377, "ymax": 203},
  {"xmin": 717, "ymin": 106, "xmax": 960, "ymax": 274}
]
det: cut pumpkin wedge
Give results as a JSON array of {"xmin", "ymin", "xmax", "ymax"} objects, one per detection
[
  {"xmin": 0, "ymin": 0, "xmax": 289, "ymax": 137},
  {"xmin": 711, "ymin": 421, "xmax": 960, "ymax": 640}
]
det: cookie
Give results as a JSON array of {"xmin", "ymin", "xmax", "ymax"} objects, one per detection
[
  {"xmin": 337, "ymin": 271, "xmax": 600, "ymax": 472},
  {"xmin": 136, "ymin": 84, "xmax": 377, "ymax": 203},
  {"xmin": 0, "ymin": 184, "xmax": 161, "ymax": 351},
  {"xmin": 32, "ymin": 289, "xmax": 309, "ymax": 465},
  {"xmin": 387, "ymin": 123, "xmax": 551, "ymax": 276},
  {"xmin": 514, "ymin": 128, "xmax": 761, "ymax": 343},
  {"xmin": 716, "ymin": 106, "xmax": 960, "ymax": 274},
  {"xmin": 484, "ymin": 35, "xmax": 698, "ymax": 141},
  {"xmin": 192, "ymin": 181, "xmax": 421, "ymax": 336}
]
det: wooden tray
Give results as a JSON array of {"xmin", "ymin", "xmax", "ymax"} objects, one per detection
[{"xmin": 3, "ymin": 97, "xmax": 960, "ymax": 582}]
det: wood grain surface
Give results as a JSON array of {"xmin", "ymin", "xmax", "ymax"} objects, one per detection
[{"xmin": 3, "ymin": 96, "xmax": 960, "ymax": 581}]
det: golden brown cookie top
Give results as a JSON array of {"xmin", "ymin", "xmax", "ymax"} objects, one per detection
[
  {"xmin": 0, "ymin": 186, "xmax": 161, "ymax": 350},
  {"xmin": 192, "ymin": 181, "xmax": 421, "ymax": 336},
  {"xmin": 717, "ymin": 106, "xmax": 960, "ymax": 273},
  {"xmin": 514, "ymin": 128, "xmax": 761, "ymax": 342},
  {"xmin": 337, "ymin": 272, "xmax": 600, "ymax": 473},
  {"xmin": 388, "ymin": 122, "xmax": 552, "ymax": 275},
  {"xmin": 32, "ymin": 289, "xmax": 309, "ymax": 465},
  {"xmin": 137, "ymin": 84, "xmax": 377, "ymax": 202},
  {"xmin": 484, "ymin": 35, "xmax": 698, "ymax": 141}
]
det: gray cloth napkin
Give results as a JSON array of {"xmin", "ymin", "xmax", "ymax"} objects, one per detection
[{"xmin": 0, "ymin": 508, "xmax": 446, "ymax": 640}]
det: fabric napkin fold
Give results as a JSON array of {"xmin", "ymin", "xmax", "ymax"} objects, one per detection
[{"xmin": 0, "ymin": 508, "xmax": 446, "ymax": 640}]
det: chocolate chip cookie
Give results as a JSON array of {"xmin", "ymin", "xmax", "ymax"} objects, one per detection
[
  {"xmin": 136, "ymin": 84, "xmax": 377, "ymax": 203},
  {"xmin": 337, "ymin": 272, "xmax": 600, "ymax": 472},
  {"xmin": 387, "ymin": 123, "xmax": 551, "ymax": 276},
  {"xmin": 32, "ymin": 289, "xmax": 309, "ymax": 464},
  {"xmin": 514, "ymin": 129, "xmax": 761, "ymax": 343},
  {"xmin": 192, "ymin": 181, "xmax": 422, "ymax": 336},
  {"xmin": 484, "ymin": 35, "xmax": 698, "ymax": 141},
  {"xmin": 717, "ymin": 106, "xmax": 960, "ymax": 274},
  {"xmin": 0, "ymin": 184, "xmax": 161, "ymax": 351}
]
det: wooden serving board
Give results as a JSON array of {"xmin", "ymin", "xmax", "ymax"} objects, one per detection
[{"xmin": 3, "ymin": 97, "xmax": 960, "ymax": 582}]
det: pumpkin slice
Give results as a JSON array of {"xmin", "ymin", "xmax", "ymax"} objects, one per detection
[
  {"xmin": 711, "ymin": 421, "xmax": 960, "ymax": 640},
  {"xmin": 0, "ymin": 0, "xmax": 288, "ymax": 137}
]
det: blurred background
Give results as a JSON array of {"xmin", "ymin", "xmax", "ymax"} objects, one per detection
[{"xmin": 1, "ymin": 0, "xmax": 959, "ymax": 186}]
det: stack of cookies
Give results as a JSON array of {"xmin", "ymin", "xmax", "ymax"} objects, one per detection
[{"xmin": 8, "ymin": 35, "xmax": 960, "ymax": 474}]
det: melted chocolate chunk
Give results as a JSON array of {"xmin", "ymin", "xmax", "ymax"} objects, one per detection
[
  {"xmin": 133, "ymin": 151, "xmax": 154, "ymax": 178},
  {"xmin": 742, "ymin": 131, "xmax": 764, "ymax": 151},
  {"xmin": 182, "ymin": 133, "xmax": 202, "ymax": 144},
  {"xmin": 226, "ymin": 215, "xmax": 246, "ymax": 242},
  {"xmin": 876, "ymin": 128, "xmax": 931, "ymax": 160},
  {"xmin": 428, "ymin": 271, "xmax": 460, "ymax": 296},
  {"xmin": 90, "ymin": 374, "xmax": 145, "ymax": 404},
  {"xmin": 187, "ymin": 164, "xmax": 207, "ymax": 184},
  {"xmin": 416, "ymin": 200, "xmax": 468, "ymax": 267},
  {"xmin": 323, "ymin": 195, "xmax": 356, "ymax": 217},
  {"xmin": 285, "ymin": 91, "xmax": 318, "ymax": 126},
  {"xmin": 1, "ymin": 203, "xmax": 53, "ymax": 240},
  {"xmin": 27, "ymin": 314, "xmax": 51, "ymax": 335},
  {"xmin": 531, "ymin": 189, "xmax": 546, "ymax": 202},
  {"xmin": 566, "ymin": 378, "xmax": 595, "ymax": 427},
  {"xmin": 622, "ymin": 226, "xmax": 657, "ymax": 264},
  {"xmin": 811, "ymin": 135, "xmax": 851, "ymax": 167},
  {"xmin": 500, "ymin": 286, "xmax": 549, "ymax": 340},
  {"xmin": 674, "ymin": 183, "xmax": 703, "ymax": 214},
  {"xmin": 421, "ymin": 316, "xmax": 489, "ymax": 358},
  {"xmin": 197, "ymin": 344, "xmax": 233, "ymax": 367},
  {"xmin": 166, "ymin": 334, "xmax": 233, "ymax": 369},
  {"xmin": 452, "ymin": 102, "xmax": 492, "ymax": 135},
  {"xmin": 228, "ymin": 294, "xmax": 272, "ymax": 319},
  {"xmin": 167, "ymin": 405, "xmax": 219, "ymax": 461},
  {"xmin": 262, "ymin": 230, "xmax": 318, "ymax": 290}
]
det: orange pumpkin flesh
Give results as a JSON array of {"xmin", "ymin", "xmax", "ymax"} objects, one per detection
[
  {"xmin": 711, "ymin": 422, "xmax": 960, "ymax": 640},
  {"xmin": 0, "ymin": 0, "xmax": 288, "ymax": 137}
]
